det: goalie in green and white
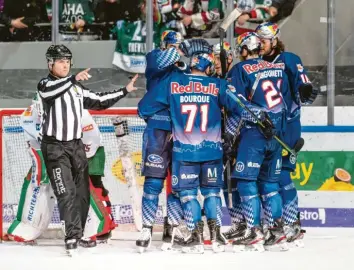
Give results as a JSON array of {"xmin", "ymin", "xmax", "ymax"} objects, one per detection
[{"xmin": 6, "ymin": 94, "xmax": 116, "ymax": 243}]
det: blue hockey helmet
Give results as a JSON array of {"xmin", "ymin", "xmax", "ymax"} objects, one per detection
[
  {"xmin": 190, "ymin": 53, "xmax": 215, "ymax": 73},
  {"xmin": 236, "ymin": 32, "xmax": 261, "ymax": 54},
  {"xmin": 255, "ymin": 22, "xmax": 281, "ymax": 40},
  {"xmin": 160, "ymin": 30, "xmax": 183, "ymax": 49}
]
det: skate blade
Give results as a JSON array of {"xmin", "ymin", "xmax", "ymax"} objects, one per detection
[
  {"xmin": 22, "ymin": 240, "xmax": 37, "ymax": 246},
  {"xmin": 97, "ymin": 238, "xmax": 111, "ymax": 245},
  {"xmin": 161, "ymin": 243, "xmax": 181, "ymax": 252},
  {"xmin": 181, "ymin": 245, "xmax": 204, "ymax": 254},
  {"xmin": 66, "ymin": 249, "xmax": 78, "ymax": 257},
  {"xmin": 288, "ymin": 239, "xmax": 304, "ymax": 248},
  {"xmin": 265, "ymin": 242, "xmax": 289, "ymax": 252},
  {"xmin": 211, "ymin": 242, "xmax": 225, "ymax": 253},
  {"xmin": 233, "ymin": 244, "xmax": 265, "ymax": 253},
  {"xmin": 137, "ymin": 246, "xmax": 146, "ymax": 253}
]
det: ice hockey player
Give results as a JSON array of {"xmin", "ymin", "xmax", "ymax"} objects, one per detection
[
  {"xmin": 136, "ymin": 30, "xmax": 213, "ymax": 252},
  {"xmin": 138, "ymin": 52, "xmax": 272, "ymax": 253},
  {"xmin": 6, "ymin": 98, "xmax": 116, "ymax": 245},
  {"xmin": 256, "ymin": 22, "xmax": 317, "ymax": 246},
  {"xmin": 226, "ymin": 32, "xmax": 291, "ymax": 252},
  {"xmin": 213, "ymin": 41, "xmax": 234, "ymax": 78}
]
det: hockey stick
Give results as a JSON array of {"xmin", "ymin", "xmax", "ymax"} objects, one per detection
[{"xmin": 225, "ymin": 89, "xmax": 297, "ymax": 157}]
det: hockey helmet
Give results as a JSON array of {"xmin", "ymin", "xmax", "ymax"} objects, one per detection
[
  {"xmin": 190, "ymin": 53, "xmax": 215, "ymax": 73},
  {"xmin": 45, "ymin": 45, "xmax": 72, "ymax": 63},
  {"xmin": 236, "ymin": 32, "xmax": 261, "ymax": 54},
  {"xmin": 213, "ymin": 41, "xmax": 232, "ymax": 57},
  {"xmin": 161, "ymin": 30, "xmax": 183, "ymax": 49},
  {"xmin": 255, "ymin": 22, "xmax": 280, "ymax": 40}
]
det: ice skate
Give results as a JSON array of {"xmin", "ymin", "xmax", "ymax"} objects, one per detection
[
  {"xmin": 284, "ymin": 220, "xmax": 305, "ymax": 248},
  {"xmin": 208, "ymin": 219, "xmax": 227, "ymax": 253},
  {"xmin": 65, "ymin": 239, "xmax": 78, "ymax": 257},
  {"xmin": 136, "ymin": 226, "xmax": 152, "ymax": 253},
  {"xmin": 222, "ymin": 221, "xmax": 247, "ymax": 242},
  {"xmin": 161, "ymin": 217, "xmax": 188, "ymax": 251},
  {"xmin": 264, "ymin": 220, "xmax": 289, "ymax": 251},
  {"xmin": 232, "ymin": 226, "xmax": 265, "ymax": 252},
  {"xmin": 182, "ymin": 221, "xmax": 204, "ymax": 254}
]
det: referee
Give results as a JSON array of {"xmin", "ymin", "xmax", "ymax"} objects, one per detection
[{"xmin": 37, "ymin": 45, "xmax": 138, "ymax": 253}]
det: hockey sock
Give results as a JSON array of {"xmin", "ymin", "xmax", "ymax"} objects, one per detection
[
  {"xmin": 201, "ymin": 187, "xmax": 223, "ymax": 226},
  {"xmin": 179, "ymin": 189, "xmax": 201, "ymax": 231},
  {"xmin": 237, "ymin": 180, "xmax": 261, "ymax": 228},
  {"xmin": 142, "ymin": 177, "xmax": 164, "ymax": 227},
  {"xmin": 258, "ymin": 182, "xmax": 282, "ymax": 227},
  {"xmin": 279, "ymin": 170, "xmax": 299, "ymax": 224},
  {"xmin": 167, "ymin": 193, "xmax": 184, "ymax": 226}
]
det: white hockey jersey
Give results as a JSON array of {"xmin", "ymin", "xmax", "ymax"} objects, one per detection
[
  {"xmin": 20, "ymin": 105, "xmax": 41, "ymax": 150},
  {"xmin": 81, "ymin": 109, "xmax": 102, "ymax": 159}
]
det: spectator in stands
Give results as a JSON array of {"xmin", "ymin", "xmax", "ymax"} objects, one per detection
[
  {"xmin": 0, "ymin": 0, "xmax": 48, "ymax": 41},
  {"xmin": 177, "ymin": 0, "xmax": 223, "ymax": 37}
]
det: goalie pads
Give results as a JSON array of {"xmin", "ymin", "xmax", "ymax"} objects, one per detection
[
  {"xmin": 83, "ymin": 177, "xmax": 117, "ymax": 240},
  {"xmin": 7, "ymin": 168, "xmax": 55, "ymax": 242}
]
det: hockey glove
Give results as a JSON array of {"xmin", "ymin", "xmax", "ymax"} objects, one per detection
[
  {"xmin": 222, "ymin": 132, "xmax": 236, "ymax": 162},
  {"xmin": 179, "ymin": 39, "xmax": 213, "ymax": 57},
  {"xmin": 299, "ymin": 84, "xmax": 318, "ymax": 105},
  {"xmin": 257, "ymin": 112, "xmax": 275, "ymax": 140}
]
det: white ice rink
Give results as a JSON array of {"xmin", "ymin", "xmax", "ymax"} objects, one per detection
[{"xmin": 1, "ymin": 228, "xmax": 353, "ymax": 270}]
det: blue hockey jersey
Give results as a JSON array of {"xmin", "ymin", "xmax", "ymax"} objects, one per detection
[
  {"xmin": 144, "ymin": 47, "xmax": 180, "ymax": 131},
  {"xmin": 264, "ymin": 52, "xmax": 312, "ymax": 122},
  {"xmin": 138, "ymin": 69, "xmax": 250, "ymax": 162},
  {"xmin": 227, "ymin": 58, "xmax": 291, "ymax": 132}
]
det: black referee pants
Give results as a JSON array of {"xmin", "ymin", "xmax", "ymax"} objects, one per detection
[{"xmin": 41, "ymin": 136, "xmax": 90, "ymax": 241}]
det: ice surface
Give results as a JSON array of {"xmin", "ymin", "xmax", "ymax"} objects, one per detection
[{"xmin": 1, "ymin": 228, "xmax": 353, "ymax": 270}]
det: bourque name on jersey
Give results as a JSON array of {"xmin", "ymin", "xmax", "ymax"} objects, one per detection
[
  {"xmin": 243, "ymin": 60, "xmax": 285, "ymax": 74},
  {"xmin": 171, "ymin": 81, "xmax": 219, "ymax": 104}
]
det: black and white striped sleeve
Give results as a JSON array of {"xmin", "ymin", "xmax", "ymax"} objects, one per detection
[
  {"xmin": 37, "ymin": 76, "xmax": 75, "ymax": 101},
  {"xmin": 82, "ymin": 87, "xmax": 128, "ymax": 110}
]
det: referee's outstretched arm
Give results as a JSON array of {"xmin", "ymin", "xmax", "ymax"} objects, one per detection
[{"xmin": 37, "ymin": 75, "xmax": 75, "ymax": 101}]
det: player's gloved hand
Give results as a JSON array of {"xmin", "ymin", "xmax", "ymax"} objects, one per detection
[
  {"xmin": 258, "ymin": 112, "xmax": 275, "ymax": 140},
  {"xmin": 222, "ymin": 132, "xmax": 236, "ymax": 162},
  {"xmin": 179, "ymin": 39, "xmax": 212, "ymax": 57},
  {"xmin": 299, "ymin": 84, "xmax": 318, "ymax": 105}
]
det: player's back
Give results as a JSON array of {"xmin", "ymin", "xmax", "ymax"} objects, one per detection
[
  {"xmin": 228, "ymin": 58, "xmax": 290, "ymax": 129},
  {"xmin": 168, "ymin": 71, "xmax": 225, "ymax": 162}
]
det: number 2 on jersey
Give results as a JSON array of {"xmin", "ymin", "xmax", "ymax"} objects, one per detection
[
  {"xmin": 181, "ymin": 104, "xmax": 209, "ymax": 133},
  {"xmin": 261, "ymin": 80, "xmax": 282, "ymax": 109}
]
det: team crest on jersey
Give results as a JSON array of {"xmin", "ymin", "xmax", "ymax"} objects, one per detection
[
  {"xmin": 73, "ymin": 86, "xmax": 81, "ymax": 98},
  {"xmin": 23, "ymin": 107, "xmax": 33, "ymax": 116},
  {"xmin": 297, "ymin": 64, "xmax": 304, "ymax": 72},
  {"xmin": 82, "ymin": 124, "xmax": 93, "ymax": 132}
]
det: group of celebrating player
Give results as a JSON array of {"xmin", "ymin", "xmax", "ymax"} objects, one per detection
[
  {"xmin": 136, "ymin": 22, "xmax": 317, "ymax": 253},
  {"xmin": 5, "ymin": 21, "xmax": 317, "ymax": 255}
]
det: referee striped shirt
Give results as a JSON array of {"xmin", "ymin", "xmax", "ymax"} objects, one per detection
[{"xmin": 37, "ymin": 74, "xmax": 128, "ymax": 141}]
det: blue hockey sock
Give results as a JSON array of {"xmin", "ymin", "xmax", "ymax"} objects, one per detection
[
  {"xmin": 279, "ymin": 170, "xmax": 299, "ymax": 224},
  {"xmin": 237, "ymin": 180, "xmax": 261, "ymax": 228},
  {"xmin": 258, "ymin": 182, "xmax": 282, "ymax": 227},
  {"xmin": 142, "ymin": 177, "xmax": 164, "ymax": 227},
  {"xmin": 179, "ymin": 189, "xmax": 201, "ymax": 231},
  {"xmin": 167, "ymin": 193, "xmax": 184, "ymax": 226},
  {"xmin": 201, "ymin": 187, "xmax": 223, "ymax": 226}
]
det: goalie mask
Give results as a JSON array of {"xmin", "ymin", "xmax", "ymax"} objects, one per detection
[
  {"xmin": 190, "ymin": 53, "xmax": 215, "ymax": 76},
  {"xmin": 160, "ymin": 30, "xmax": 183, "ymax": 49},
  {"xmin": 255, "ymin": 22, "xmax": 280, "ymax": 40},
  {"xmin": 236, "ymin": 32, "xmax": 261, "ymax": 55}
]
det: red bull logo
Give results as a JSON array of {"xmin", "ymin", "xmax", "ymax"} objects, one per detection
[
  {"xmin": 171, "ymin": 81, "xmax": 219, "ymax": 96},
  {"xmin": 242, "ymin": 60, "xmax": 285, "ymax": 74}
]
